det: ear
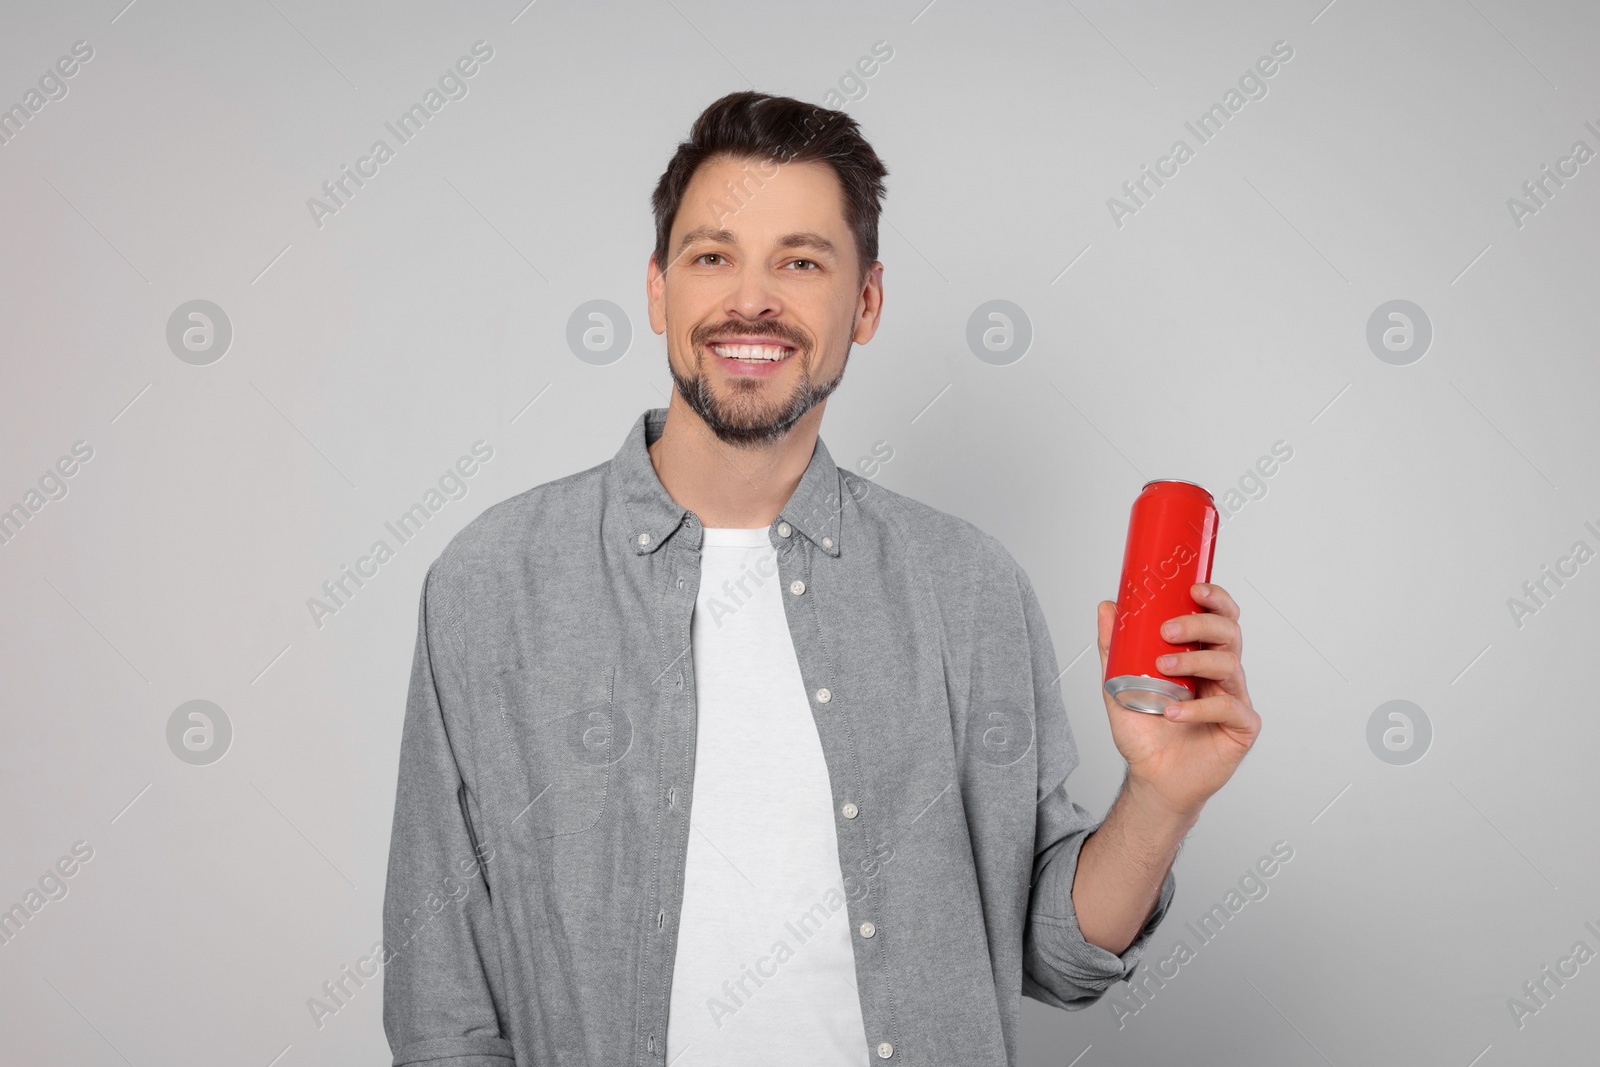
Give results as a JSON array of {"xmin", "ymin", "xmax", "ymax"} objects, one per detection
[
  {"xmin": 852, "ymin": 261, "xmax": 884, "ymax": 344},
  {"xmin": 646, "ymin": 252, "xmax": 667, "ymax": 335}
]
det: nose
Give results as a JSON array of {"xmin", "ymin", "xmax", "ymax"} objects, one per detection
[{"xmin": 724, "ymin": 259, "xmax": 783, "ymax": 323}]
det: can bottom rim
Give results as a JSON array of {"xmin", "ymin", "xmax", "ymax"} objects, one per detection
[{"xmin": 1105, "ymin": 674, "xmax": 1192, "ymax": 714}]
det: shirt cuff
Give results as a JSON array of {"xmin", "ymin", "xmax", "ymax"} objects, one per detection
[{"xmin": 390, "ymin": 1033, "xmax": 516, "ymax": 1066}]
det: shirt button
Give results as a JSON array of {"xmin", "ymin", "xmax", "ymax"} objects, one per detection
[
  {"xmin": 877, "ymin": 1042, "xmax": 894, "ymax": 1058},
  {"xmin": 841, "ymin": 802, "xmax": 859, "ymax": 819},
  {"xmin": 822, "ymin": 536, "xmax": 833, "ymax": 549},
  {"xmin": 777, "ymin": 522, "xmax": 792, "ymax": 537},
  {"xmin": 789, "ymin": 579, "xmax": 806, "ymax": 596},
  {"xmin": 677, "ymin": 577, "xmax": 685, "ymax": 589},
  {"xmin": 815, "ymin": 687, "xmax": 832, "ymax": 704},
  {"xmin": 636, "ymin": 533, "xmax": 651, "ymax": 546},
  {"xmin": 859, "ymin": 921, "xmax": 876, "ymax": 939}
]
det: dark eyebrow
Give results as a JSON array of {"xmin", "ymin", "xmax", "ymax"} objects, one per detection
[
  {"xmin": 675, "ymin": 226, "xmax": 736, "ymax": 255},
  {"xmin": 675, "ymin": 227, "xmax": 839, "ymax": 260},
  {"xmin": 775, "ymin": 231, "xmax": 838, "ymax": 259}
]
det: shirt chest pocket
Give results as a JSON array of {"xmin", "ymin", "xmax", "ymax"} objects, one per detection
[{"xmin": 492, "ymin": 662, "xmax": 623, "ymax": 838}]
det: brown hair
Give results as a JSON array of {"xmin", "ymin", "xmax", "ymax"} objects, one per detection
[{"xmin": 651, "ymin": 91, "xmax": 889, "ymax": 283}]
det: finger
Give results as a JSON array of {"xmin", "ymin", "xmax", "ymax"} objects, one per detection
[
  {"xmin": 1160, "ymin": 611, "xmax": 1241, "ymax": 650},
  {"xmin": 1191, "ymin": 582, "xmax": 1239, "ymax": 620},
  {"xmin": 1155, "ymin": 649, "xmax": 1241, "ymax": 684},
  {"xmin": 1162, "ymin": 692, "xmax": 1260, "ymax": 734}
]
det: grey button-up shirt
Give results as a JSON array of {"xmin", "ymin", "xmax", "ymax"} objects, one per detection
[{"xmin": 381, "ymin": 407, "xmax": 1176, "ymax": 1066}]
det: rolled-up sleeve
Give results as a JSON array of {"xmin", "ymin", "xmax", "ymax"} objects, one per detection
[
  {"xmin": 1012, "ymin": 564, "xmax": 1177, "ymax": 1010},
  {"xmin": 382, "ymin": 556, "xmax": 516, "ymax": 1065}
]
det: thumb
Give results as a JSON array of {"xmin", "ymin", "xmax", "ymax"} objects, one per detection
[{"xmin": 1096, "ymin": 600, "xmax": 1116, "ymax": 674}]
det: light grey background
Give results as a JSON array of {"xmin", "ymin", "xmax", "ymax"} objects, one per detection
[{"xmin": 2, "ymin": 0, "xmax": 1596, "ymax": 1063}]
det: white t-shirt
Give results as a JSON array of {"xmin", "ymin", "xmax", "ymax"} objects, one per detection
[{"xmin": 665, "ymin": 527, "xmax": 868, "ymax": 1065}]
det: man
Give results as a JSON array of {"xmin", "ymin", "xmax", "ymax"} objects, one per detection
[{"xmin": 381, "ymin": 91, "xmax": 1260, "ymax": 1066}]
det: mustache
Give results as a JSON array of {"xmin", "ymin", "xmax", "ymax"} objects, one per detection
[{"xmin": 691, "ymin": 320, "xmax": 810, "ymax": 352}]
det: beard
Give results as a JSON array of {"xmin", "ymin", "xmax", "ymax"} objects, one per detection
[{"xmin": 669, "ymin": 319, "xmax": 849, "ymax": 448}]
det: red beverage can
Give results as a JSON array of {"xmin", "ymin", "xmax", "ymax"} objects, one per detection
[{"xmin": 1104, "ymin": 479, "xmax": 1219, "ymax": 713}]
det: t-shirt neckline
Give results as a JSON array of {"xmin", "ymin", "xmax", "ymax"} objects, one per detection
[{"xmin": 700, "ymin": 526, "xmax": 772, "ymax": 548}]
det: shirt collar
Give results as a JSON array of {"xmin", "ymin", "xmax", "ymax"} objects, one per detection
[{"xmin": 610, "ymin": 407, "xmax": 844, "ymax": 559}]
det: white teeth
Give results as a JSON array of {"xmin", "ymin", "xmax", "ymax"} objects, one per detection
[{"xmin": 712, "ymin": 343, "xmax": 791, "ymax": 362}]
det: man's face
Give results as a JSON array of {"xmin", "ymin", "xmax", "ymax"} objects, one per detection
[{"xmin": 647, "ymin": 155, "xmax": 883, "ymax": 448}]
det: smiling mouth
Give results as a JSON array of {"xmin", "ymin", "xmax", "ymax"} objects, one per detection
[{"xmin": 709, "ymin": 342, "xmax": 795, "ymax": 363}]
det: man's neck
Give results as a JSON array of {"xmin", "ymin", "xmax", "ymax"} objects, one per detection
[{"xmin": 647, "ymin": 391, "xmax": 823, "ymax": 529}]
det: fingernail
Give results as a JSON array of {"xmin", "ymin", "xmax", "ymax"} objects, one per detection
[
  {"xmin": 1157, "ymin": 655, "xmax": 1175, "ymax": 670},
  {"xmin": 1161, "ymin": 622, "xmax": 1177, "ymax": 639},
  {"xmin": 1163, "ymin": 705, "xmax": 1181, "ymax": 718}
]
